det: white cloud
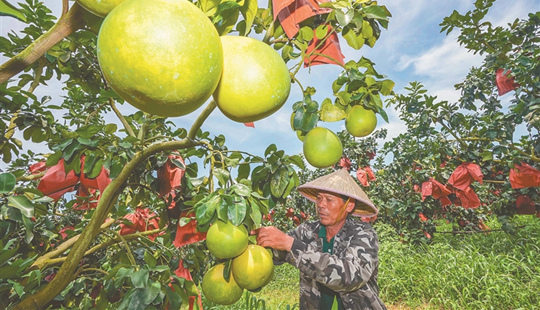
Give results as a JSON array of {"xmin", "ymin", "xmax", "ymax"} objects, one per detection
[{"xmin": 399, "ymin": 33, "xmax": 481, "ymax": 79}]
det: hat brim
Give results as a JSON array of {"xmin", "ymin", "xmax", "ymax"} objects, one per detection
[{"xmin": 297, "ymin": 169, "xmax": 378, "ymax": 218}]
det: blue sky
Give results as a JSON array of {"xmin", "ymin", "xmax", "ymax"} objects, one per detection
[{"xmin": 1, "ymin": 0, "xmax": 539, "ymax": 169}]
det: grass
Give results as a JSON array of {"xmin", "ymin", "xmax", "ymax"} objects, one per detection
[
  {"xmin": 202, "ymin": 216, "xmax": 540, "ymax": 310},
  {"xmin": 378, "ymin": 216, "xmax": 540, "ymax": 309}
]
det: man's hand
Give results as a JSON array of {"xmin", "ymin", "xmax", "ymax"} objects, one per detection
[{"xmin": 252, "ymin": 226, "xmax": 294, "ymax": 252}]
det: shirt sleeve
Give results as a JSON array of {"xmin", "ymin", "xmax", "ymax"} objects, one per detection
[
  {"xmin": 270, "ymin": 224, "xmax": 307, "ymax": 266},
  {"xmin": 288, "ymin": 224, "xmax": 379, "ymax": 293}
]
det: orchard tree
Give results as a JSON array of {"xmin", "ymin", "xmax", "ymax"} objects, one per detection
[
  {"xmin": 370, "ymin": 1, "xmax": 539, "ymax": 242},
  {"xmin": 0, "ymin": 0, "xmax": 393, "ymax": 308}
]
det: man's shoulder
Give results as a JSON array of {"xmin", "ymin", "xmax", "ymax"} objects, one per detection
[
  {"xmin": 294, "ymin": 220, "xmax": 320, "ymax": 233},
  {"xmin": 344, "ymin": 218, "xmax": 377, "ymax": 236}
]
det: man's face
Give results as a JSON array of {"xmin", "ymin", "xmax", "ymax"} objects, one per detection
[{"xmin": 316, "ymin": 192, "xmax": 352, "ymax": 227}]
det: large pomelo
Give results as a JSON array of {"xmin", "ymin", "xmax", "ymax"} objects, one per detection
[
  {"xmin": 97, "ymin": 0, "xmax": 223, "ymax": 117},
  {"xmin": 202, "ymin": 263, "xmax": 244, "ymax": 305},
  {"xmin": 303, "ymin": 127, "xmax": 342, "ymax": 168},
  {"xmin": 206, "ymin": 220, "xmax": 248, "ymax": 259},
  {"xmin": 345, "ymin": 105, "xmax": 377, "ymax": 137},
  {"xmin": 213, "ymin": 36, "xmax": 291, "ymax": 123},
  {"xmin": 231, "ymin": 245, "xmax": 274, "ymax": 291},
  {"xmin": 76, "ymin": 0, "xmax": 126, "ymax": 17}
]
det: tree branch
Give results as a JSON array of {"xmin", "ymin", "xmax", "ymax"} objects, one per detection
[
  {"xmin": 30, "ymin": 218, "xmax": 116, "ymax": 271},
  {"xmin": 109, "ymin": 98, "xmax": 136, "ymax": 137},
  {"xmin": 45, "ymin": 228, "xmax": 164, "ymax": 268},
  {"xmin": 0, "ymin": 3, "xmax": 86, "ymax": 84}
]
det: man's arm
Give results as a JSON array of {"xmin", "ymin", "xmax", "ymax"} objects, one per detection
[
  {"xmin": 288, "ymin": 225, "xmax": 379, "ymax": 293},
  {"xmin": 253, "ymin": 226, "xmax": 294, "ymax": 251}
]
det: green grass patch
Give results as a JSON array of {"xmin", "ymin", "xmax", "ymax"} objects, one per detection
[{"xmin": 378, "ymin": 216, "xmax": 540, "ymax": 309}]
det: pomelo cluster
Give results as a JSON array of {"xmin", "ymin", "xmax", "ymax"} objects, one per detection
[
  {"xmin": 202, "ymin": 220, "xmax": 274, "ymax": 305},
  {"xmin": 85, "ymin": 0, "xmax": 290, "ymax": 119}
]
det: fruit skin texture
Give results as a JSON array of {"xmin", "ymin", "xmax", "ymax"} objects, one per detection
[
  {"xmin": 231, "ymin": 245, "xmax": 274, "ymax": 290},
  {"xmin": 97, "ymin": 0, "xmax": 223, "ymax": 117},
  {"xmin": 213, "ymin": 36, "xmax": 291, "ymax": 123},
  {"xmin": 345, "ymin": 105, "xmax": 377, "ymax": 137},
  {"xmin": 206, "ymin": 220, "xmax": 248, "ymax": 259},
  {"xmin": 303, "ymin": 127, "xmax": 343, "ymax": 168},
  {"xmin": 202, "ymin": 263, "xmax": 244, "ymax": 305},
  {"xmin": 76, "ymin": 0, "xmax": 125, "ymax": 17}
]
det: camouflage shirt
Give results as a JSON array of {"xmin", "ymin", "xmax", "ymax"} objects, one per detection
[{"xmin": 273, "ymin": 217, "xmax": 386, "ymax": 310}]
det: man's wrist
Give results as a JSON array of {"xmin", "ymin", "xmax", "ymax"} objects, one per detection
[{"xmin": 285, "ymin": 235, "xmax": 294, "ymax": 252}]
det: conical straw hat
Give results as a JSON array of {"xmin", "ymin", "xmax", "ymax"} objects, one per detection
[{"xmin": 297, "ymin": 169, "xmax": 378, "ymax": 217}]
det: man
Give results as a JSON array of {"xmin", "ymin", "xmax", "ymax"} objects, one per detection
[{"xmin": 255, "ymin": 169, "xmax": 386, "ymax": 309}]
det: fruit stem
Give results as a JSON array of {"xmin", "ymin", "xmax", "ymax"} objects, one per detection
[{"xmin": 188, "ymin": 100, "xmax": 217, "ymax": 140}]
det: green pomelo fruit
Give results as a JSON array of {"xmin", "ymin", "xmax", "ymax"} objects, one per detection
[
  {"xmin": 206, "ymin": 220, "xmax": 248, "ymax": 259},
  {"xmin": 345, "ymin": 105, "xmax": 377, "ymax": 137},
  {"xmin": 202, "ymin": 263, "xmax": 244, "ymax": 305},
  {"xmin": 303, "ymin": 127, "xmax": 343, "ymax": 168},
  {"xmin": 76, "ymin": 0, "xmax": 125, "ymax": 17},
  {"xmin": 231, "ymin": 244, "xmax": 274, "ymax": 290},
  {"xmin": 213, "ymin": 36, "xmax": 291, "ymax": 123},
  {"xmin": 97, "ymin": 0, "xmax": 223, "ymax": 117}
]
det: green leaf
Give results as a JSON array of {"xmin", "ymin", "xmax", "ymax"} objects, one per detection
[
  {"xmin": 363, "ymin": 5, "xmax": 391, "ymax": 20},
  {"xmin": 362, "ymin": 20, "xmax": 373, "ymax": 39},
  {"xmin": 195, "ymin": 194, "xmax": 218, "ymax": 226},
  {"xmin": 63, "ymin": 139, "xmax": 81, "ymax": 163},
  {"xmin": 214, "ymin": 3, "xmax": 240, "ymax": 35},
  {"xmin": 239, "ymin": 0, "xmax": 258, "ymax": 35},
  {"xmin": 198, "ymin": 195, "xmax": 219, "ymax": 226},
  {"xmin": 283, "ymin": 168, "xmax": 298, "ymax": 198},
  {"xmin": 0, "ymin": 173, "xmax": 16, "ymax": 193},
  {"xmin": 378, "ymin": 79, "xmax": 395, "ymax": 96},
  {"xmin": 88, "ymin": 157, "xmax": 104, "ymax": 179},
  {"xmin": 141, "ymin": 282, "xmax": 161, "ymax": 305},
  {"xmin": 230, "ymin": 183, "xmax": 251, "ymax": 196},
  {"xmin": 218, "ymin": 195, "xmax": 230, "ymax": 221},
  {"xmin": 335, "ymin": 8, "xmax": 354, "ymax": 27},
  {"xmin": 248, "ymin": 197, "xmax": 262, "ymax": 227},
  {"xmin": 0, "ymin": 240, "xmax": 18, "ymax": 266},
  {"xmin": 0, "ymin": 0, "xmax": 26, "ymax": 22},
  {"xmin": 298, "ymin": 26, "xmax": 314, "ymax": 42},
  {"xmin": 131, "ymin": 269, "xmax": 149, "ymax": 289},
  {"xmin": 144, "ymin": 251, "xmax": 157, "ymax": 268},
  {"xmin": 104, "ymin": 123, "xmax": 118, "ymax": 134},
  {"xmin": 288, "ymin": 155, "xmax": 305, "ymax": 169},
  {"xmin": 237, "ymin": 163, "xmax": 251, "ymax": 180},
  {"xmin": 200, "ymin": 0, "xmax": 221, "ymax": 15},
  {"xmin": 45, "ymin": 150, "xmax": 62, "ymax": 167},
  {"xmin": 76, "ymin": 124, "xmax": 102, "ymax": 139},
  {"xmin": 213, "ymin": 167, "xmax": 230, "ymax": 187},
  {"xmin": 7, "ymin": 196, "xmax": 34, "ymax": 218},
  {"xmin": 83, "ymin": 153, "xmax": 98, "ymax": 175},
  {"xmin": 164, "ymin": 286, "xmax": 183, "ymax": 310},
  {"xmin": 127, "ymin": 289, "xmax": 147, "ymax": 310},
  {"xmin": 228, "ymin": 197, "xmax": 247, "ymax": 226},
  {"xmin": 315, "ymin": 24, "xmax": 328, "ymax": 39},
  {"xmin": 270, "ymin": 166, "xmax": 288, "ymax": 198},
  {"xmin": 480, "ymin": 150, "xmax": 493, "ymax": 161},
  {"xmin": 342, "ymin": 26, "xmax": 364, "ymax": 50},
  {"xmin": 320, "ymin": 100, "xmax": 347, "ymax": 122}
]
